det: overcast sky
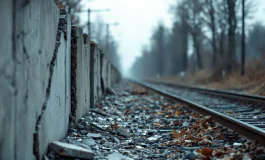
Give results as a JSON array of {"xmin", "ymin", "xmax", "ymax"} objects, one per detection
[{"xmin": 80, "ymin": 0, "xmax": 265, "ymax": 75}]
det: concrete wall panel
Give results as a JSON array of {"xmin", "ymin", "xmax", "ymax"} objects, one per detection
[
  {"xmin": 71, "ymin": 27, "xmax": 90, "ymax": 122},
  {"xmin": 100, "ymin": 53, "xmax": 108, "ymax": 94},
  {"xmin": 83, "ymin": 34, "xmax": 90, "ymax": 111},
  {"xmin": 107, "ymin": 62, "xmax": 112, "ymax": 88},
  {"xmin": 38, "ymin": 13, "xmax": 71, "ymax": 158},
  {"xmin": 0, "ymin": 0, "xmax": 15, "ymax": 159},
  {"xmin": 90, "ymin": 43, "xmax": 100, "ymax": 107},
  {"xmin": 14, "ymin": 0, "xmax": 60, "ymax": 159}
]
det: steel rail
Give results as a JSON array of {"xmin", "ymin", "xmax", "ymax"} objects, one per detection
[
  {"xmin": 129, "ymin": 79, "xmax": 265, "ymax": 146},
  {"xmin": 144, "ymin": 79, "xmax": 265, "ymax": 103}
]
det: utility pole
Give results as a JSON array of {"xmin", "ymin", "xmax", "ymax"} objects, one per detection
[
  {"xmin": 106, "ymin": 24, "xmax": 109, "ymax": 54},
  {"xmin": 80, "ymin": 8, "xmax": 110, "ymax": 43},
  {"xmin": 105, "ymin": 22, "xmax": 119, "ymax": 54},
  {"xmin": 241, "ymin": 0, "xmax": 245, "ymax": 76},
  {"xmin": 87, "ymin": 9, "xmax": 91, "ymax": 41}
]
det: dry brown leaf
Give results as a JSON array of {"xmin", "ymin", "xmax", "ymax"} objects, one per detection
[
  {"xmin": 172, "ymin": 129, "xmax": 185, "ymax": 140},
  {"xmin": 175, "ymin": 111, "xmax": 180, "ymax": 117},
  {"xmin": 180, "ymin": 128, "xmax": 185, "ymax": 137},
  {"xmin": 201, "ymin": 147, "xmax": 213, "ymax": 157},
  {"xmin": 172, "ymin": 129, "xmax": 179, "ymax": 139}
]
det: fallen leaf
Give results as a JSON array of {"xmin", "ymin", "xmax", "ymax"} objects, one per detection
[
  {"xmin": 175, "ymin": 111, "xmax": 180, "ymax": 117},
  {"xmin": 172, "ymin": 129, "xmax": 178, "ymax": 139},
  {"xmin": 201, "ymin": 147, "xmax": 213, "ymax": 157},
  {"xmin": 180, "ymin": 128, "xmax": 185, "ymax": 137},
  {"xmin": 172, "ymin": 129, "xmax": 185, "ymax": 140}
]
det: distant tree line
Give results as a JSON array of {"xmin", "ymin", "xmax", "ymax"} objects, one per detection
[{"xmin": 130, "ymin": 0, "xmax": 264, "ymax": 78}]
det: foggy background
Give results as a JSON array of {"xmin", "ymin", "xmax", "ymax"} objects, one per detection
[{"xmin": 57, "ymin": 0, "xmax": 265, "ymax": 77}]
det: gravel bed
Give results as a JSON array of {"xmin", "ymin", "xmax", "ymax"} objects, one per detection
[{"xmin": 46, "ymin": 81, "xmax": 265, "ymax": 160}]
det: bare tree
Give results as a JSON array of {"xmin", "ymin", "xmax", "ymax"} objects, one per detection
[
  {"xmin": 226, "ymin": 0, "xmax": 237, "ymax": 72},
  {"xmin": 202, "ymin": 0, "xmax": 218, "ymax": 66},
  {"xmin": 176, "ymin": 2, "xmax": 189, "ymax": 71},
  {"xmin": 183, "ymin": 0, "xmax": 204, "ymax": 69}
]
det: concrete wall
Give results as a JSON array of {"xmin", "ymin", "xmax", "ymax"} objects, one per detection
[
  {"xmin": 14, "ymin": 0, "xmax": 61, "ymax": 159},
  {"xmin": 70, "ymin": 26, "xmax": 90, "ymax": 122},
  {"xmin": 97, "ymin": 50, "xmax": 102, "ymax": 98},
  {"xmin": 0, "ymin": 0, "xmax": 15, "ymax": 159},
  {"xmin": 0, "ymin": 0, "xmax": 72, "ymax": 159},
  {"xmin": 100, "ymin": 53, "xmax": 108, "ymax": 94},
  {"xmin": 107, "ymin": 62, "xmax": 112, "ymax": 88},
  {"xmin": 90, "ymin": 43, "xmax": 100, "ymax": 107},
  {"xmin": 83, "ymin": 34, "xmax": 91, "ymax": 115},
  {"xmin": 0, "ymin": 0, "xmax": 121, "ymax": 159},
  {"xmin": 38, "ymin": 12, "xmax": 72, "ymax": 158}
]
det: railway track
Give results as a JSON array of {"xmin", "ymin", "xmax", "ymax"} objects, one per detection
[{"xmin": 129, "ymin": 79, "xmax": 265, "ymax": 146}]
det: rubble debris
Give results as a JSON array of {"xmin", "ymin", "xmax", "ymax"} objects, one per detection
[{"xmin": 49, "ymin": 141, "xmax": 94, "ymax": 159}]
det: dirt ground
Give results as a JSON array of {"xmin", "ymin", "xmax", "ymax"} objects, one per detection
[{"xmin": 160, "ymin": 59, "xmax": 265, "ymax": 96}]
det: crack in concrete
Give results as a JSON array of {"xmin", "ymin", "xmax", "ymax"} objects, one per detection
[
  {"xmin": 70, "ymin": 26, "xmax": 77, "ymax": 124},
  {"xmin": 20, "ymin": 30, "xmax": 30, "ymax": 60},
  {"xmin": 32, "ymin": 30, "xmax": 61, "ymax": 160},
  {"xmin": 12, "ymin": 0, "xmax": 17, "ymax": 158}
]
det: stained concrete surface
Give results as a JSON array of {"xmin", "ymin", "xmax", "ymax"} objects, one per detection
[
  {"xmin": 0, "ymin": 0, "xmax": 15, "ymax": 159},
  {"xmin": 38, "ymin": 12, "xmax": 72, "ymax": 158}
]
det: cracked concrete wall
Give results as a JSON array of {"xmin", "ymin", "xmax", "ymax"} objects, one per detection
[
  {"xmin": 14, "ymin": 0, "xmax": 60, "ymax": 159},
  {"xmin": 71, "ymin": 26, "xmax": 90, "ymax": 122},
  {"xmin": 90, "ymin": 43, "xmax": 100, "ymax": 107},
  {"xmin": 84, "ymin": 35, "xmax": 90, "ymax": 114},
  {"xmin": 100, "ymin": 53, "xmax": 108, "ymax": 93},
  {"xmin": 76, "ymin": 27, "xmax": 90, "ymax": 120},
  {"xmin": 38, "ymin": 13, "xmax": 71, "ymax": 158},
  {"xmin": 0, "ymin": 0, "xmax": 72, "ymax": 159},
  {"xmin": 97, "ymin": 50, "xmax": 102, "ymax": 99}
]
